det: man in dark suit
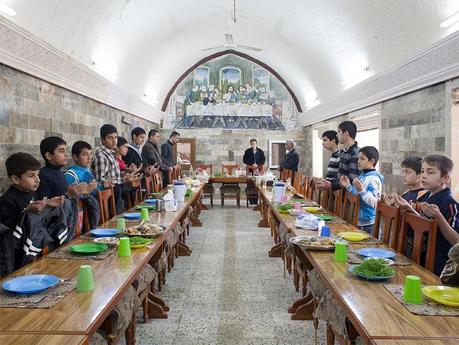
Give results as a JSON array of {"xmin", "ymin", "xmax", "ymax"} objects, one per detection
[
  {"xmin": 142, "ymin": 129, "xmax": 172, "ymax": 187},
  {"xmin": 243, "ymin": 139, "xmax": 265, "ymax": 175},
  {"xmin": 161, "ymin": 131, "xmax": 180, "ymax": 167},
  {"xmin": 279, "ymin": 139, "xmax": 299, "ymax": 172},
  {"xmin": 243, "ymin": 139, "xmax": 265, "ymax": 205}
]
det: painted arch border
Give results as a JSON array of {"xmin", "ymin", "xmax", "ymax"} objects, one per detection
[{"xmin": 161, "ymin": 49, "xmax": 302, "ymax": 113}]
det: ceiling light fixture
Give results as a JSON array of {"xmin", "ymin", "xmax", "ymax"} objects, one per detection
[
  {"xmin": 0, "ymin": 2, "xmax": 16, "ymax": 16},
  {"xmin": 440, "ymin": 11, "xmax": 459, "ymax": 27}
]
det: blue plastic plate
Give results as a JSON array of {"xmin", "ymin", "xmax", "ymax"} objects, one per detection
[
  {"xmin": 90, "ymin": 228, "xmax": 119, "ymax": 237},
  {"xmin": 144, "ymin": 199, "xmax": 157, "ymax": 204},
  {"xmin": 347, "ymin": 265, "xmax": 395, "ymax": 281},
  {"xmin": 122, "ymin": 213, "xmax": 141, "ymax": 220},
  {"xmin": 2, "ymin": 274, "xmax": 60, "ymax": 294},
  {"xmin": 357, "ymin": 247, "xmax": 397, "ymax": 259}
]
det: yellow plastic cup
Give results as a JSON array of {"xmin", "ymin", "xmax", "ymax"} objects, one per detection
[{"xmin": 76, "ymin": 265, "xmax": 95, "ymax": 292}]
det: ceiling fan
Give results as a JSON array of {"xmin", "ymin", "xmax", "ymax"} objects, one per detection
[{"xmin": 201, "ymin": 0, "xmax": 262, "ymax": 52}]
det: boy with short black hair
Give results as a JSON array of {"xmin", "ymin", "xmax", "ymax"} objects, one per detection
[
  {"xmin": 316, "ymin": 120, "xmax": 360, "ymax": 191},
  {"xmin": 384, "ymin": 156, "xmax": 428, "ymax": 206},
  {"xmin": 395, "ymin": 154, "xmax": 459, "ymax": 275},
  {"xmin": 36, "ymin": 136, "xmax": 83, "ymax": 200},
  {"xmin": 92, "ymin": 124, "xmax": 124, "ymax": 212},
  {"xmin": 124, "ymin": 127, "xmax": 146, "ymax": 168},
  {"xmin": 0, "ymin": 152, "xmax": 75, "ymax": 274},
  {"xmin": 321, "ymin": 130, "xmax": 341, "ymax": 181},
  {"xmin": 340, "ymin": 146, "xmax": 384, "ymax": 233},
  {"xmin": 65, "ymin": 141, "xmax": 100, "ymax": 229}
]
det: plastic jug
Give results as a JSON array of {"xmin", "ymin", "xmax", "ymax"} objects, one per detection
[
  {"xmin": 273, "ymin": 183, "xmax": 286, "ymax": 203},
  {"xmin": 173, "ymin": 181, "xmax": 187, "ymax": 202}
]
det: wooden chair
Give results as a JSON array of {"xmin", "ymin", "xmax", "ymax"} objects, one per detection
[
  {"xmin": 398, "ymin": 210, "xmax": 438, "ymax": 272},
  {"xmin": 126, "ymin": 179, "xmax": 142, "ymax": 209},
  {"xmin": 220, "ymin": 163, "xmax": 241, "ymax": 207},
  {"xmin": 152, "ymin": 172, "xmax": 163, "ymax": 192},
  {"xmin": 341, "ymin": 190, "xmax": 359, "ymax": 226},
  {"xmin": 221, "ymin": 163, "xmax": 239, "ymax": 176},
  {"xmin": 198, "ymin": 164, "xmax": 214, "ymax": 207},
  {"xmin": 332, "ymin": 188, "xmax": 343, "ymax": 215},
  {"xmin": 306, "ymin": 177, "xmax": 314, "ymax": 200},
  {"xmin": 144, "ymin": 175, "xmax": 152, "ymax": 198},
  {"xmin": 293, "ymin": 172, "xmax": 302, "ymax": 192},
  {"xmin": 373, "ymin": 201, "xmax": 401, "ymax": 250},
  {"xmin": 281, "ymin": 169, "xmax": 294, "ymax": 183},
  {"xmin": 97, "ymin": 188, "xmax": 116, "ymax": 224},
  {"xmin": 168, "ymin": 165, "xmax": 181, "ymax": 183},
  {"xmin": 318, "ymin": 189, "xmax": 330, "ymax": 209},
  {"xmin": 77, "ymin": 199, "xmax": 91, "ymax": 234}
]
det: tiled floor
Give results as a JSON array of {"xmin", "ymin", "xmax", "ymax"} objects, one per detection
[{"xmin": 135, "ymin": 201, "xmax": 326, "ymax": 345}]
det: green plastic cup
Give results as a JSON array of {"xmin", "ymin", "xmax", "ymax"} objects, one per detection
[
  {"xmin": 140, "ymin": 208, "xmax": 149, "ymax": 221},
  {"xmin": 334, "ymin": 241, "xmax": 347, "ymax": 262},
  {"xmin": 403, "ymin": 275, "xmax": 423, "ymax": 304},
  {"xmin": 76, "ymin": 264, "xmax": 95, "ymax": 292},
  {"xmin": 118, "ymin": 237, "xmax": 132, "ymax": 257},
  {"xmin": 116, "ymin": 217, "xmax": 126, "ymax": 231}
]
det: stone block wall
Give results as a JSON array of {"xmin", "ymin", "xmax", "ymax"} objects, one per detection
[
  {"xmin": 0, "ymin": 63, "xmax": 158, "ymax": 193},
  {"xmin": 379, "ymin": 83, "xmax": 447, "ymax": 194},
  {"xmin": 160, "ymin": 128, "xmax": 308, "ymax": 173}
]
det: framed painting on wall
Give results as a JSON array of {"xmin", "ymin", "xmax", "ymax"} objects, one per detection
[{"xmin": 268, "ymin": 139, "xmax": 287, "ymax": 169}]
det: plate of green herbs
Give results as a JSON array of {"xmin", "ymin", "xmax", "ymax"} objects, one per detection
[
  {"xmin": 276, "ymin": 204, "xmax": 293, "ymax": 213},
  {"xmin": 348, "ymin": 258, "xmax": 395, "ymax": 281}
]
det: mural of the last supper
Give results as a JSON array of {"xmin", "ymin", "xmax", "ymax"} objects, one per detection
[{"xmin": 164, "ymin": 54, "xmax": 300, "ymax": 130}]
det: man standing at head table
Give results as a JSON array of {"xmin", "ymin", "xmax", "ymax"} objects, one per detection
[
  {"xmin": 279, "ymin": 139, "xmax": 299, "ymax": 172},
  {"xmin": 243, "ymin": 138, "xmax": 265, "ymax": 175}
]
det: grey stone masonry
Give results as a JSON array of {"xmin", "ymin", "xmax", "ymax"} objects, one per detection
[{"xmin": 0, "ymin": 63, "xmax": 158, "ymax": 193}]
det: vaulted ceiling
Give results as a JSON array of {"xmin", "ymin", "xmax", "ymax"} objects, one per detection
[{"xmin": 3, "ymin": 0, "xmax": 459, "ymax": 124}]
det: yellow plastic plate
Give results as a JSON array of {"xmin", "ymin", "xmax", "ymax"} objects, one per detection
[
  {"xmin": 422, "ymin": 285, "xmax": 459, "ymax": 307},
  {"xmin": 338, "ymin": 232, "xmax": 370, "ymax": 242},
  {"xmin": 303, "ymin": 206, "xmax": 322, "ymax": 213}
]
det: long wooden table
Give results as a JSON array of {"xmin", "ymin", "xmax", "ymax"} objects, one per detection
[
  {"xmin": 258, "ymin": 186, "xmax": 459, "ymax": 344},
  {"xmin": 0, "ymin": 334, "xmax": 88, "ymax": 345},
  {"xmin": 0, "ymin": 184, "xmax": 204, "ymax": 340}
]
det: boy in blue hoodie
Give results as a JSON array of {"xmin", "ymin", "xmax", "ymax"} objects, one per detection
[{"xmin": 340, "ymin": 146, "xmax": 384, "ymax": 233}]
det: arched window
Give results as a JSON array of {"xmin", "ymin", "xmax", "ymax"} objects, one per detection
[
  {"xmin": 194, "ymin": 66, "xmax": 209, "ymax": 88},
  {"xmin": 252, "ymin": 67, "xmax": 269, "ymax": 89},
  {"xmin": 220, "ymin": 66, "xmax": 242, "ymax": 93}
]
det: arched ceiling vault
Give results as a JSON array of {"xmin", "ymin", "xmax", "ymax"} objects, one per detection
[{"xmin": 2, "ymin": 0, "xmax": 459, "ymax": 124}]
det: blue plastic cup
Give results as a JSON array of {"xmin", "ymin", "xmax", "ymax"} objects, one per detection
[{"xmin": 321, "ymin": 226, "xmax": 331, "ymax": 237}]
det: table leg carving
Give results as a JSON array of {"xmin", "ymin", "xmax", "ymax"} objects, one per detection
[
  {"xmin": 177, "ymin": 241, "xmax": 192, "ymax": 256},
  {"xmin": 268, "ymin": 243, "xmax": 283, "ymax": 257}
]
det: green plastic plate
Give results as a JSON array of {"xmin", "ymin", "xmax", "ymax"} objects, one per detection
[{"xmin": 69, "ymin": 243, "xmax": 108, "ymax": 255}]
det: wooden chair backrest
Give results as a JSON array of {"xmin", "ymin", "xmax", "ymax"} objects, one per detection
[
  {"xmin": 373, "ymin": 201, "xmax": 401, "ymax": 250},
  {"xmin": 306, "ymin": 177, "xmax": 315, "ymax": 200},
  {"xmin": 399, "ymin": 210, "xmax": 438, "ymax": 272},
  {"xmin": 318, "ymin": 189, "xmax": 331, "ymax": 209},
  {"xmin": 153, "ymin": 172, "xmax": 163, "ymax": 192},
  {"xmin": 97, "ymin": 188, "xmax": 116, "ymax": 224},
  {"xmin": 77, "ymin": 199, "xmax": 91, "ymax": 234},
  {"xmin": 293, "ymin": 172, "xmax": 302, "ymax": 191},
  {"xmin": 341, "ymin": 190, "xmax": 360, "ymax": 226},
  {"xmin": 172, "ymin": 165, "xmax": 181, "ymax": 180},
  {"xmin": 222, "ymin": 163, "xmax": 239, "ymax": 175},
  {"xmin": 332, "ymin": 188, "xmax": 343, "ymax": 215},
  {"xmin": 144, "ymin": 175, "xmax": 152, "ymax": 196},
  {"xmin": 197, "ymin": 164, "xmax": 213, "ymax": 175}
]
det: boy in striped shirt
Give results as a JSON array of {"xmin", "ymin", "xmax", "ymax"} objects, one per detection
[{"xmin": 321, "ymin": 130, "xmax": 341, "ymax": 181}]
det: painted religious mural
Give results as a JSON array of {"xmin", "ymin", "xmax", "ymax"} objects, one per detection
[{"xmin": 164, "ymin": 54, "xmax": 299, "ymax": 130}]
